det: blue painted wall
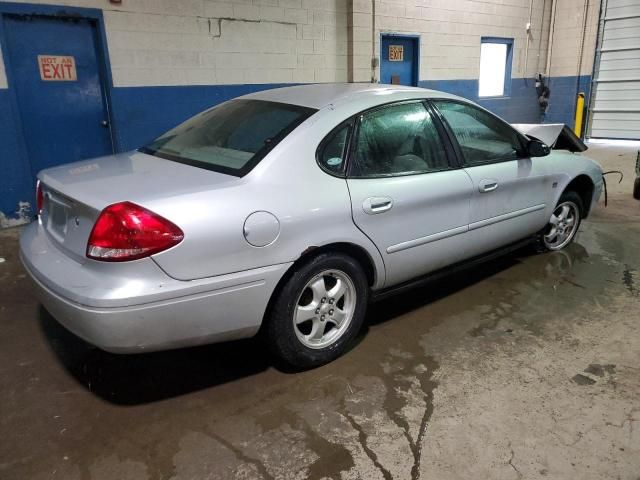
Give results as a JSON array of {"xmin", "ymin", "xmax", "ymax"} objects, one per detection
[
  {"xmin": 420, "ymin": 77, "xmax": 542, "ymax": 123},
  {"xmin": 0, "ymin": 88, "xmax": 33, "ymax": 222},
  {"xmin": 109, "ymin": 83, "xmax": 291, "ymax": 151},
  {"xmin": 421, "ymin": 75, "xmax": 591, "ymax": 127},
  {"xmin": 0, "ymin": 76, "xmax": 590, "ymax": 223},
  {"xmin": 545, "ymin": 75, "xmax": 591, "ymax": 127},
  {"xmin": 0, "ymin": 83, "xmax": 287, "ymax": 223}
]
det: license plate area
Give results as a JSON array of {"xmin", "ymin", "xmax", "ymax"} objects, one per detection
[{"xmin": 46, "ymin": 193, "xmax": 71, "ymax": 242}]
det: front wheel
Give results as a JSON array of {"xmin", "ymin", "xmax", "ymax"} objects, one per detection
[
  {"xmin": 265, "ymin": 253, "xmax": 369, "ymax": 369},
  {"xmin": 539, "ymin": 191, "xmax": 583, "ymax": 251}
]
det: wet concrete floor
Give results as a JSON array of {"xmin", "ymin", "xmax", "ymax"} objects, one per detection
[{"xmin": 0, "ymin": 142, "xmax": 638, "ymax": 479}]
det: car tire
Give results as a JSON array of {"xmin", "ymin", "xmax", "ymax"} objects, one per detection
[
  {"xmin": 265, "ymin": 252, "xmax": 369, "ymax": 369},
  {"xmin": 537, "ymin": 191, "xmax": 584, "ymax": 252},
  {"xmin": 633, "ymin": 177, "xmax": 640, "ymax": 200}
]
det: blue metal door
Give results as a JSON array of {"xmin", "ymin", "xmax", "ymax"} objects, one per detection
[
  {"xmin": 380, "ymin": 36, "xmax": 418, "ymax": 86},
  {"xmin": 3, "ymin": 14, "xmax": 112, "ymax": 177}
]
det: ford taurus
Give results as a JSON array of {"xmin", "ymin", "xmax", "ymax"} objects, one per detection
[{"xmin": 20, "ymin": 84, "xmax": 603, "ymax": 368}]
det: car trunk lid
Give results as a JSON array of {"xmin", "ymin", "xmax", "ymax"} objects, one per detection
[{"xmin": 38, "ymin": 150, "xmax": 242, "ymax": 262}]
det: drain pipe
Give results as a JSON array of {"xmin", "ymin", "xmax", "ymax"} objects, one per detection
[
  {"xmin": 371, "ymin": 0, "xmax": 377, "ymax": 83},
  {"xmin": 576, "ymin": 0, "xmax": 589, "ymax": 81},
  {"xmin": 573, "ymin": 0, "xmax": 590, "ymax": 136},
  {"xmin": 545, "ymin": 0, "xmax": 558, "ymax": 76},
  {"xmin": 524, "ymin": 0, "xmax": 534, "ymax": 78},
  {"xmin": 535, "ymin": 0, "xmax": 548, "ymax": 73},
  {"xmin": 585, "ymin": 0, "xmax": 607, "ymax": 139}
]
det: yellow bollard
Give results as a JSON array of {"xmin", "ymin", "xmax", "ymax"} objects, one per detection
[{"xmin": 574, "ymin": 92, "xmax": 585, "ymax": 137}]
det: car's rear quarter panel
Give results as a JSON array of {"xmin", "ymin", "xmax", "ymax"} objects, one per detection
[{"xmin": 149, "ymin": 109, "xmax": 387, "ymax": 289}]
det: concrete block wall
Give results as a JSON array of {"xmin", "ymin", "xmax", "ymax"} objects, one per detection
[
  {"xmin": 350, "ymin": 0, "xmax": 553, "ymax": 122},
  {"xmin": 544, "ymin": 0, "xmax": 600, "ymax": 125},
  {"xmin": 377, "ymin": 0, "xmax": 550, "ymax": 81},
  {"xmin": 3, "ymin": 0, "xmax": 349, "ymax": 87},
  {"xmin": 548, "ymin": 0, "xmax": 599, "ymax": 77}
]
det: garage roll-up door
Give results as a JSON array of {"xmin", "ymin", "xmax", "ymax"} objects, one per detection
[{"xmin": 590, "ymin": 0, "xmax": 640, "ymax": 140}]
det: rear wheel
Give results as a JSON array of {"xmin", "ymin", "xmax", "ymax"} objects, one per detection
[
  {"xmin": 633, "ymin": 177, "xmax": 640, "ymax": 200},
  {"xmin": 265, "ymin": 253, "xmax": 369, "ymax": 369},
  {"xmin": 538, "ymin": 191, "xmax": 583, "ymax": 251}
]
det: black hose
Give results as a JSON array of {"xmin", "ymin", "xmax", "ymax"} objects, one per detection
[{"xmin": 601, "ymin": 170, "xmax": 624, "ymax": 207}]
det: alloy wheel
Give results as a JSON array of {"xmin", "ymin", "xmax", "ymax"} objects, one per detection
[
  {"xmin": 293, "ymin": 269, "xmax": 356, "ymax": 349},
  {"xmin": 543, "ymin": 201, "xmax": 580, "ymax": 250}
]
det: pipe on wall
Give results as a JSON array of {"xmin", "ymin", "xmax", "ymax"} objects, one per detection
[
  {"xmin": 573, "ymin": 0, "xmax": 590, "ymax": 137},
  {"xmin": 535, "ymin": 0, "xmax": 548, "ymax": 73},
  {"xmin": 524, "ymin": 0, "xmax": 534, "ymax": 77},
  {"xmin": 371, "ymin": 0, "xmax": 376, "ymax": 83},
  {"xmin": 585, "ymin": 0, "xmax": 608, "ymax": 138},
  {"xmin": 575, "ymin": 0, "xmax": 590, "ymax": 83},
  {"xmin": 545, "ymin": 0, "xmax": 558, "ymax": 76}
]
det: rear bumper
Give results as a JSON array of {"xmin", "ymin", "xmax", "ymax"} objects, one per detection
[{"xmin": 20, "ymin": 221, "xmax": 291, "ymax": 353}]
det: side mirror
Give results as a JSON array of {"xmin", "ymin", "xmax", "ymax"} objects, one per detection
[{"xmin": 527, "ymin": 138, "xmax": 551, "ymax": 157}]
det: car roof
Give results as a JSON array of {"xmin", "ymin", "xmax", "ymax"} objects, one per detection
[{"xmin": 239, "ymin": 83, "xmax": 465, "ymax": 110}]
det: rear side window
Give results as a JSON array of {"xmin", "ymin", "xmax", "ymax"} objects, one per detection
[
  {"xmin": 141, "ymin": 100, "xmax": 316, "ymax": 176},
  {"xmin": 317, "ymin": 122, "xmax": 352, "ymax": 175},
  {"xmin": 433, "ymin": 101, "xmax": 523, "ymax": 166},
  {"xmin": 351, "ymin": 102, "xmax": 449, "ymax": 177}
]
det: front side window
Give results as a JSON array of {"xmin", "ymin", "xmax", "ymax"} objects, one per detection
[
  {"xmin": 351, "ymin": 102, "xmax": 450, "ymax": 177},
  {"xmin": 434, "ymin": 101, "xmax": 524, "ymax": 166},
  {"xmin": 141, "ymin": 100, "xmax": 316, "ymax": 176},
  {"xmin": 478, "ymin": 37, "xmax": 513, "ymax": 97}
]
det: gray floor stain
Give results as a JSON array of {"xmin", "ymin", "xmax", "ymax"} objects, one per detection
[
  {"xmin": 622, "ymin": 265, "xmax": 637, "ymax": 296},
  {"xmin": 572, "ymin": 374, "xmax": 597, "ymax": 386},
  {"xmin": 584, "ymin": 364, "xmax": 616, "ymax": 377}
]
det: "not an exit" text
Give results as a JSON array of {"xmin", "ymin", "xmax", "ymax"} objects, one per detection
[{"xmin": 38, "ymin": 55, "xmax": 77, "ymax": 82}]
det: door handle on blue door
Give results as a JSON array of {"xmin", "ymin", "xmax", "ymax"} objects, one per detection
[
  {"xmin": 478, "ymin": 179, "xmax": 499, "ymax": 193},
  {"xmin": 363, "ymin": 197, "xmax": 393, "ymax": 214}
]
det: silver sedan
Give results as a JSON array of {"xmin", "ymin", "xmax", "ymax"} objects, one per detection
[{"xmin": 20, "ymin": 84, "xmax": 603, "ymax": 368}]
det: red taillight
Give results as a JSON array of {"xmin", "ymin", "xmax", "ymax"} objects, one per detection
[
  {"xmin": 36, "ymin": 180, "xmax": 43, "ymax": 215},
  {"xmin": 87, "ymin": 202, "xmax": 184, "ymax": 262}
]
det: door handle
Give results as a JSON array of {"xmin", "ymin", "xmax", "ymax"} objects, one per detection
[
  {"xmin": 101, "ymin": 120, "xmax": 109, "ymax": 127},
  {"xmin": 478, "ymin": 179, "xmax": 499, "ymax": 193},
  {"xmin": 363, "ymin": 196, "xmax": 393, "ymax": 214}
]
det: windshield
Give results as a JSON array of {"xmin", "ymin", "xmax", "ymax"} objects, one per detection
[{"xmin": 140, "ymin": 99, "xmax": 316, "ymax": 176}]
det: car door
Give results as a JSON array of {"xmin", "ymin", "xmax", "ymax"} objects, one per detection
[
  {"xmin": 344, "ymin": 100, "xmax": 474, "ymax": 287},
  {"xmin": 432, "ymin": 100, "xmax": 553, "ymax": 258}
]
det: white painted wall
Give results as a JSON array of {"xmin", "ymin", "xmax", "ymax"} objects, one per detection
[
  {"xmin": 4, "ymin": 0, "xmax": 349, "ymax": 87},
  {"xmin": 548, "ymin": 0, "xmax": 600, "ymax": 77},
  {"xmin": 106, "ymin": 0, "xmax": 349, "ymax": 86},
  {"xmin": 0, "ymin": 0, "xmax": 598, "ymax": 87},
  {"xmin": 353, "ymin": 0, "xmax": 553, "ymax": 83}
]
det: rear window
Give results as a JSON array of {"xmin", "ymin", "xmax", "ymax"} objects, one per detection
[{"xmin": 140, "ymin": 99, "xmax": 316, "ymax": 176}]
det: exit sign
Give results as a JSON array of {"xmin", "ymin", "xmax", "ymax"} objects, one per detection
[
  {"xmin": 389, "ymin": 45, "xmax": 404, "ymax": 62},
  {"xmin": 38, "ymin": 55, "xmax": 77, "ymax": 81}
]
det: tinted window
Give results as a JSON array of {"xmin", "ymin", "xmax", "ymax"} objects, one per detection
[
  {"xmin": 141, "ymin": 100, "xmax": 316, "ymax": 176},
  {"xmin": 318, "ymin": 122, "xmax": 351, "ymax": 174},
  {"xmin": 351, "ymin": 102, "xmax": 449, "ymax": 177},
  {"xmin": 434, "ymin": 101, "xmax": 523, "ymax": 166}
]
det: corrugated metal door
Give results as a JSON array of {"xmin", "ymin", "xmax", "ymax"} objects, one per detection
[{"xmin": 589, "ymin": 0, "xmax": 640, "ymax": 140}]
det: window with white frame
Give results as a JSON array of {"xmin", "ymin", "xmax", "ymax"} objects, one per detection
[{"xmin": 478, "ymin": 38, "xmax": 513, "ymax": 97}]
